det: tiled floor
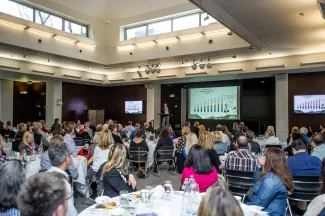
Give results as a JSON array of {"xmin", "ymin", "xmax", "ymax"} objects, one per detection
[{"xmin": 75, "ymin": 163, "xmax": 181, "ymax": 213}]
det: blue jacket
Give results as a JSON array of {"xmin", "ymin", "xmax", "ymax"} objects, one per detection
[
  {"xmin": 247, "ymin": 167, "xmax": 288, "ymax": 216},
  {"xmin": 287, "ymin": 152, "xmax": 321, "ymax": 176},
  {"xmin": 214, "ymin": 142, "xmax": 228, "ymax": 155}
]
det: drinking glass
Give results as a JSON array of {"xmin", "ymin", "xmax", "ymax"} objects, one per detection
[
  {"xmin": 164, "ymin": 180, "xmax": 173, "ymax": 201},
  {"xmin": 146, "ymin": 186, "xmax": 154, "ymax": 208},
  {"xmin": 120, "ymin": 190, "xmax": 129, "ymax": 211}
]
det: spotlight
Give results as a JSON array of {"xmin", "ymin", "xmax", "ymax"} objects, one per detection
[
  {"xmin": 145, "ymin": 67, "xmax": 150, "ymax": 74},
  {"xmin": 204, "ymin": 15, "xmax": 210, "ymax": 21},
  {"xmin": 227, "ymin": 31, "xmax": 233, "ymax": 36},
  {"xmin": 48, "ymin": 58, "xmax": 51, "ymax": 62},
  {"xmin": 232, "ymin": 54, "xmax": 236, "ymax": 58},
  {"xmin": 199, "ymin": 59, "xmax": 205, "ymax": 69},
  {"xmin": 23, "ymin": 54, "xmax": 26, "ymax": 58},
  {"xmin": 207, "ymin": 62, "xmax": 212, "ymax": 69},
  {"xmin": 157, "ymin": 68, "xmax": 161, "ymax": 73},
  {"xmin": 181, "ymin": 61, "xmax": 184, "ymax": 64},
  {"xmin": 137, "ymin": 66, "xmax": 142, "ymax": 77},
  {"xmin": 191, "ymin": 62, "xmax": 197, "ymax": 70},
  {"xmin": 88, "ymin": 66, "xmax": 91, "ymax": 70}
]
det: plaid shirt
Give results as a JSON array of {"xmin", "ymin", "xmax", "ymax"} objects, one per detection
[
  {"xmin": 0, "ymin": 208, "xmax": 20, "ymax": 216},
  {"xmin": 225, "ymin": 149, "xmax": 259, "ymax": 172}
]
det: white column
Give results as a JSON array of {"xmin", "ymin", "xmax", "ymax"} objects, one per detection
[
  {"xmin": 275, "ymin": 74, "xmax": 289, "ymax": 142},
  {"xmin": 146, "ymin": 83, "xmax": 161, "ymax": 130},
  {"xmin": 181, "ymin": 88, "xmax": 187, "ymax": 126},
  {"xmin": 0, "ymin": 80, "xmax": 13, "ymax": 124},
  {"xmin": 46, "ymin": 80, "xmax": 62, "ymax": 126}
]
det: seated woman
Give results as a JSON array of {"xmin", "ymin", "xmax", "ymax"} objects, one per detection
[
  {"xmin": 108, "ymin": 124, "xmax": 122, "ymax": 144},
  {"xmin": 0, "ymin": 160, "xmax": 25, "ymax": 215},
  {"xmin": 166, "ymin": 124, "xmax": 176, "ymax": 139},
  {"xmin": 181, "ymin": 144, "xmax": 218, "ymax": 192},
  {"xmin": 87, "ymin": 129, "xmax": 114, "ymax": 178},
  {"xmin": 264, "ymin": 126, "xmax": 280, "ymax": 145},
  {"xmin": 246, "ymin": 148, "xmax": 293, "ymax": 216},
  {"xmin": 19, "ymin": 131, "xmax": 35, "ymax": 155},
  {"xmin": 130, "ymin": 129, "xmax": 149, "ymax": 151},
  {"xmin": 222, "ymin": 125, "xmax": 233, "ymax": 144},
  {"xmin": 304, "ymin": 158, "xmax": 325, "ymax": 216},
  {"xmin": 198, "ymin": 125, "xmax": 206, "ymax": 137},
  {"xmin": 175, "ymin": 126, "xmax": 191, "ymax": 157},
  {"xmin": 177, "ymin": 133, "xmax": 198, "ymax": 174},
  {"xmin": 52, "ymin": 123, "xmax": 64, "ymax": 136},
  {"xmin": 50, "ymin": 118, "xmax": 60, "ymax": 133},
  {"xmin": 76, "ymin": 124, "xmax": 91, "ymax": 141},
  {"xmin": 101, "ymin": 144, "xmax": 136, "ymax": 197},
  {"xmin": 0, "ymin": 121, "xmax": 8, "ymax": 137},
  {"xmin": 153, "ymin": 128, "xmax": 174, "ymax": 172},
  {"xmin": 211, "ymin": 131, "xmax": 227, "ymax": 155},
  {"xmin": 198, "ymin": 131, "xmax": 222, "ymax": 173},
  {"xmin": 84, "ymin": 122, "xmax": 93, "ymax": 140},
  {"xmin": 198, "ymin": 187, "xmax": 243, "ymax": 216},
  {"xmin": 300, "ymin": 127, "xmax": 310, "ymax": 145}
]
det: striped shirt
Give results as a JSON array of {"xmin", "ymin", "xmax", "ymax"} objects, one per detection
[
  {"xmin": 225, "ymin": 149, "xmax": 259, "ymax": 172},
  {"xmin": 0, "ymin": 208, "xmax": 20, "ymax": 216}
]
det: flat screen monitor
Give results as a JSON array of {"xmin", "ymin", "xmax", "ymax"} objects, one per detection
[
  {"xmin": 294, "ymin": 95, "xmax": 325, "ymax": 114},
  {"xmin": 125, "ymin": 101, "xmax": 143, "ymax": 114}
]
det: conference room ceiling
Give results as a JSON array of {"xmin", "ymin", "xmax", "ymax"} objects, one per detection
[
  {"xmin": 190, "ymin": 0, "xmax": 325, "ymax": 51},
  {"xmin": 40, "ymin": 0, "xmax": 189, "ymax": 21}
]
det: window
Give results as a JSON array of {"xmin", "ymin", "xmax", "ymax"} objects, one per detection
[
  {"xmin": 148, "ymin": 20, "xmax": 171, "ymax": 36},
  {"xmin": 173, "ymin": 13, "xmax": 200, "ymax": 31},
  {"xmin": 126, "ymin": 26, "xmax": 146, "ymax": 40},
  {"xmin": 200, "ymin": 13, "xmax": 217, "ymax": 26},
  {"xmin": 124, "ymin": 12, "xmax": 218, "ymax": 40},
  {"xmin": 0, "ymin": 0, "xmax": 33, "ymax": 21},
  {"xmin": 35, "ymin": 10, "xmax": 62, "ymax": 30},
  {"xmin": 0, "ymin": 0, "xmax": 88, "ymax": 37}
]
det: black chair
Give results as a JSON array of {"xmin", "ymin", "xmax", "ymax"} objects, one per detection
[
  {"xmin": 12, "ymin": 139, "xmax": 22, "ymax": 152},
  {"xmin": 82, "ymin": 139, "xmax": 90, "ymax": 145},
  {"xmin": 74, "ymin": 139, "xmax": 83, "ymax": 146},
  {"xmin": 153, "ymin": 146, "xmax": 175, "ymax": 176},
  {"xmin": 225, "ymin": 170, "xmax": 254, "ymax": 201},
  {"xmin": 264, "ymin": 144, "xmax": 282, "ymax": 149},
  {"xmin": 289, "ymin": 175, "xmax": 321, "ymax": 202},
  {"xmin": 128, "ymin": 147, "xmax": 150, "ymax": 178}
]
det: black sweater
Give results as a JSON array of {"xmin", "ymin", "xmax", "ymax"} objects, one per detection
[{"xmin": 103, "ymin": 169, "xmax": 136, "ymax": 198}]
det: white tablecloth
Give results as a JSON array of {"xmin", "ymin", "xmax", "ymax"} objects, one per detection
[
  {"xmin": 73, "ymin": 156, "xmax": 89, "ymax": 197},
  {"xmin": 147, "ymin": 141, "xmax": 157, "ymax": 168},
  {"xmin": 25, "ymin": 157, "xmax": 41, "ymax": 179}
]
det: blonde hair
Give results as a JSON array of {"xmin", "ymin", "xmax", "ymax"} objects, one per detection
[
  {"xmin": 182, "ymin": 126, "xmax": 191, "ymax": 136},
  {"xmin": 292, "ymin": 126, "xmax": 299, "ymax": 134},
  {"xmin": 22, "ymin": 131, "xmax": 34, "ymax": 146},
  {"xmin": 198, "ymin": 131, "xmax": 214, "ymax": 150},
  {"xmin": 267, "ymin": 126, "xmax": 275, "ymax": 136},
  {"xmin": 222, "ymin": 125, "xmax": 229, "ymax": 134},
  {"xmin": 198, "ymin": 125, "xmax": 206, "ymax": 137},
  {"xmin": 98, "ymin": 129, "xmax": 114, "ymax": 149},
  {"xmin": 0, "ymin": 134, "xmax": 3, "ymax": 153},
  {"xmin": 185, "ymin": 133, "xmax": 198, "ymax": 155},
  {"xmin": 211, "ymin": 131, "xmax": 222, "ymax": 143},
  {"xmin": 50, "ymin": 135, "xmax": 64, "ymax": 145},
  {"xmin": 101, "ymin": 144, "xmax": 127, "ymax": 180},
  {"xmin": 84, "ymin": 122, "xmax": 90, "ymax": 127}
]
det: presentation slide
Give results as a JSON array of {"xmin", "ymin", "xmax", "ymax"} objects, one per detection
[
  {"xmin": 188, "ymin": 86, "xmax": 239, "ymax": 120},
  {"xmin": 125, "ymin": 101, "xmax": 143, "ymax": 114},
  {"xmin": 294, "ymin": 95, "xmax": 325, "ymax": 114}
]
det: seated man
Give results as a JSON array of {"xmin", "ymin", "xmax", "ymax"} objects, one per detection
[
  {"xmin": 64, "ymin": 123, "xmax": 76, "ymax": 154},
  {"xmin": 311, "ymin": 133, "xmax": 325, "ymax": 160},
  {"xmin": 47, "ymin": 139, "xmax": 77, "ymax": 216},
  {"xmin": 288, "ymin": 139, "xmax": 321, "ymax": 176},
  {"xmin": 246, "ymin": 130, "xmax": 261, "ymax": 155},
  {"xmin": 17, "ymin": 172, "xmax": 68, "ymax": 216},
  {"xmin": 225, "ymin": 135, "xmax": 259, "ymax": 172}
]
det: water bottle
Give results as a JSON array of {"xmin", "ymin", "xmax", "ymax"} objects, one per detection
[
  {"xmin": 182, "ymin": 178, "xmax": 189, "ymax": 191},
  {"xmin": 189, "ymin": 175, "xmax": 196, "ymax": 190}
]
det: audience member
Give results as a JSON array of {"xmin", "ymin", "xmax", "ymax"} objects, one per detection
[
  {"xmin": 15, "ymin": 123, "xmax": 27, "ymax": 140},
  {"xmin": 304, "ymin": 158, "xmax": 325, "ymax": 216},
  {"xmin": 130, "ymin": 123, "xmax": 141, "ymax": 140},
  {"xmin": 17, "ymin": 172, "xmax": 69, "ymax": 216},
  {"xmin": 211, "ymin": 131, "xmax": 227, "ymax": 155},
  {"xmin": 103, "ymin": 123, "xmax": 109, "ymax": 130},
  {"xmin": 198, "ymin": 131, "xmax": 221, "ymax": 173},
  {"xmin": 93, "ymin": 124, "xmax": 103, "ymax": 145},
  {"xmin": 246, "ymin": 130, "xmax": 261, "ymax": 154},
  {"xmin": 307, "ymin": 125, "xmax": 313, "ymax": 137},
  {"xmin": 76, "ymin": 120, "xmax": 81, "ymax": 127},
  {"xmin": 108, "ymin": 124, "xmax": 122, "ymax": 144},
  {"xmin": 166, "ymin": 124, "xmax": 176, "ymax": 139},
  {"xmin": 178, "ymin": 133, "xmax": 198, "ymax": 173},
  {"xmin": 287, "ymin": 126, "xmax": 300, "ymax": 145},
  {"xmin": 19, "ymin": 131, "xmax": 34, "ymax": 155},
  {"xmin": 311, "ymin": 133, "xmax": 325, "ymax": 160},
  {"xmin": 0, "ymin": 121, "xmax": 8, "ymax": 137},
  {"xmin": 300, "ymin": 127, "xmax": 310, "ymax": 144},
  {"xmin": 87, "ymin": 129, "xmax": 114, "ymax": 179},
  {"xmin": 190, "ymin": 121, "xmax": 200, "ymax": 137},
  {"xmin": 225, "ymin": 135, "xmax": 258, "ymax": 172},
  {"xmin": 84, "ymin": 122, "xmax": 93, "ymax": 139},
  {"xmin": 198, "ymin": 187, "xmax": 244, "ymax": 216},
  {"xmin": 320, "ymin": 124, "xmax": 325, "ymax": 133},
  {"xmin": 130, "ymin": 129, "xmax": 149, "ymax": 152},
  {"xmin": 184, "ymin": 121, "xmax": 191, "ymax": 127},
  {"xmin": 101, "ymin": 144, "xmax": 136, "ymax": 197},
  {"xmin": 198, "ymin": 125, "xmax": 206, "ymax": 137},
  {"xmin": 264, "ymin": 126, "xmax": 280, "ymax": 145},
  {"xmin": 53, "ymin": 123, "xmax": 64, "ymax": 136},
  {"xmin": 288, "ymin": 139, "xmax": 321, "ymax": 176},
  {"xmin": 0, "ymin": 160, "xmax": 25, "ymax": 215},
  {"xmin": 222, "ymin": 125, "xmax": 233, "ymax": 144},
  {"xmin": 6, "ymin": 121, "xmax": 13, "ymax": 131},
  {"xmin": 246, "ymin": 148, "xmax": 293, "ymax": 216},
  {"xmin": 125, "ymin": 121, "xmax": 135, "ymax": 133},
  {"xmin": 47, "ymin": 139, "xmax": 77, "ymax": 215},
  {"xmin": 284, "ymin": 132, "xmax": 306, "ymax": 157},
  {"xmin": 50, "ymin": 118, "xmax": 60, "ymax": 132},
  {"xmin": 144, "ymin": 122, "xmax": 153, "ymax": 133},
  {"xmin": 64, "ymin": 123, "xmax": 76, "ymax": 154},
  {"xmin": 0, "ymin": 134, "xmax": 6, "ymax": 159},
  {"xmin": 117, "ymin": 124, "xmax": 127, "ymax": 140},
  {"xmin": 153, "ymin": 128, "xmax": 174, "ymax": 173},
  {"xmin": 39, "ymin": 120, "xmax": 48, "ymax": 132},
  {"xmin": 181, "ymin": 145, "xmax": 218, "ymax": 192},
  {"xmin": 175, "ymin": 126, "xmax": 190, "ymax": 157},
  {"xmin": 232, "ymin": 122, "xmax": 240, "ymax": 135},
  {"xmin": 76, "ymin": 124, "xmax": 91, "ymax": 140},
  {"xmin": 32, "ymin": 122, "xmax": 50, "ymax": 151},
  {"xmin": 216, "ymin": 124, "xmax": 230, "ymax": 146}
]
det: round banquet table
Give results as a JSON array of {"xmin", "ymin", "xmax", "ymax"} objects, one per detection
[
  {"xmin": 25, "ymin": 156, "xmax": 41, "ymax": 179},
  {"xmin": 72, "ymin": 155, "xmax": 89, "ymax": 197}
]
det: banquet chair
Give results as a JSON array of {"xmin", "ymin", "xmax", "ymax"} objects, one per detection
[
  {"xmin": 74, "ymin": 139, "xmax": 83, "ymax": 146},
  {"xmin": 128, "ymin": 147, "xmax": 150, "ymax": 178},
  {"xmin": 264, "ymin": 144, "xmax": 282, "ymax": 149},
  {"xmin": 82, "ymin": 139, "xmax": 91, "ymax": 144},
  {"xmin": 225, "ymin": 170, "xmax": 254, "ymax": 202},
  {"xmin": 153, "ymin": 146, "xmax": 176, "ymax": 177},
  {"xmin": 288, "ymin": 175, "xmax": 321, "ymax": 202}
]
